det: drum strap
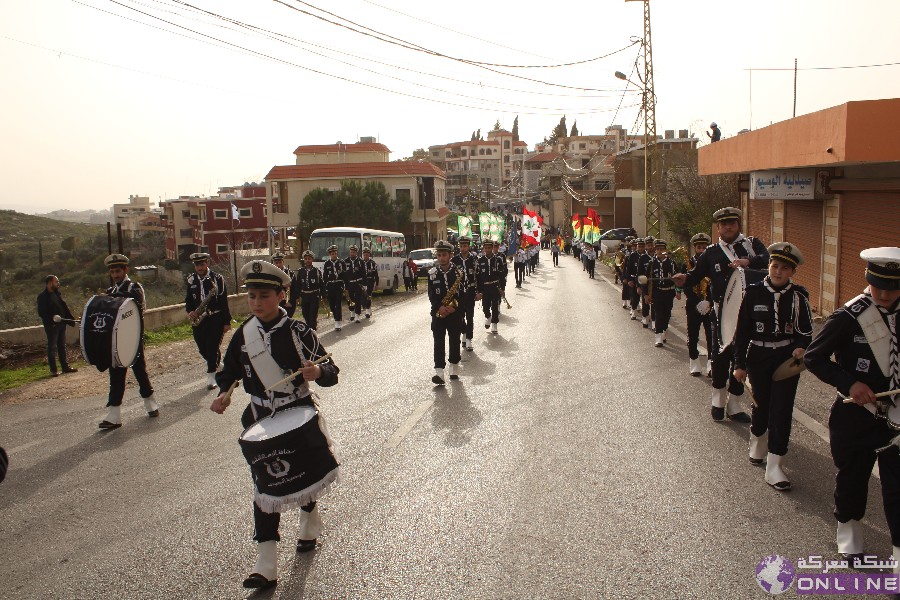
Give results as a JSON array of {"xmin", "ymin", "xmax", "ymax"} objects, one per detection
[
  {"xmin": 853, "ymin": 301, "xmax": 892, "ymax": 378},
  {"xmin": 244, "ymin": 316, "xmax": 302, "ymax": 397},
  {"xmin": 875, "ymin": 306, "xmax": 899, "ymax": 392},
  {"xmin": 718, "ymin": 235, "xmax": 756, "ymax": 263}
]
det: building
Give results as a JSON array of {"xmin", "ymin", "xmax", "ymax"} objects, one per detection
[
  {"xmin": 160, "ymin": 196, "xmax": 268, "ymax": 264},
  {"xmin": 266, "ymin": 139, "xmax": 448, "ymax": 251},
  {"xmin": 113, "ymin": 195, "xmax": 153, "ymax": 232},
  {"xmin": 699, "ymin": 98, "xmax": 900, "ymax": 315}
]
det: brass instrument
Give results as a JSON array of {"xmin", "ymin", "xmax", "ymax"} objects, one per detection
[
  {"xmin": 343, "ymin": 288, "xmax": 356, "ymax": 309},
  {"xmin": 502, "ymin": 294, "xmax": 512, "ymax": 310},
  {"xmin": 190, "ymin": 279, "xmax": 218, "ymax": 327},
  {"xmin": 614, "ymin": 250, "xmax": 626, "ymax": 269},
  {"xmin": 435, "ymin": 267, "xmax": 463, "ymax": 318}
]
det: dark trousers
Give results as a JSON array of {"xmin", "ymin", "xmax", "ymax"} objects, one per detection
[
  {"xmin": 747, "ymin": 345, "xmax": 799, "ymax": 455},
  {"xmin": 459, "ymin": 291, "xmax": 476, "ymax": 340},
  {"xmin": 685, "ymin": 304, "xmax": 713, "ymax": 360},
  {"xmin": 325, "ymin": 285, "xmax": 343, "ymax": 321},
  {"xmin": 829, "ymin": 399, "xmax": 900, "ymax": 545},
  {"xmin": 282, "ymin": 299, "xmax": 296, "ymax": 319},
  {"xmin": 629, "ymin": 283, "xmax": 641, "ymax": 310},
  {"xmin": 346, "ymin": 282, "xmax": 364, "ymax": 316},
  {"xmin": 300, "ymin": 293, "xmax": 320, "ymax": 330},
  {"xmin": 653, "ymin": 290, "xmax": 675, "ymax": 333},
  {"xmin": 514, "ymin": 263, "xmax": 525, "ymax": 286},
  {"xmin": 482, "ymin": 286, "xmax": 501, "ymax": 324},
  {"xmin": 586, "ymin": 259, "xmax": 595, "ymax": 278},
  {"xmin": 108, "ymin": 344, "xmax": 153, "ymax": 406},
  {"xmin": 641, "ymin": 289, "xmax": 651, "ymax": 318},
  {"xmin": 403, "ymin": 276, "xmax": 413, "ymax": 291},
  {"xmin": 362, "ymin": 279, "xmax": 376, "ymax": 310},
  {"xmin": 192, "ymin": 312, "xmax": 226, "ymax": 373},
  {"xmin": 44, "ymin": 324, "xmax": 70, "ymax": 373},
  {"xmin": 552, "ymin": 253, "xmax": 559, "ymax": 266},
  {"xmin": 710, "ymin": 325, "xmax": 745, "ymax": 395},
  {"xmin": 621, "ymin": 280, "xmax": 630, "ymax": 302},
  {"xmin": 432, "ymin": 316, "xmax": 462, "ymax": 369}
]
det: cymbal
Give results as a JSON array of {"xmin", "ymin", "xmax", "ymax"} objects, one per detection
[{"xmin": 773, "ymin": 357, "xmax": 805, "ymax": 381}]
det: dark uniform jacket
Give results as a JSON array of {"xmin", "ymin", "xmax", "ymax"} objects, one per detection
[
  {"xmin": 451, "ymin": 253, "xmax": 478, "ymax": 294},
  {"xmin": 37, "ymin": 289, "xmax": 75, "ymax": 328},
  {"xmin": 805, "ymin": 292, "xmax": 897, "ymax": 397},
  {"xmin": 322, "ymin": 258, "xmax": 346, "ymax": 290},
  {"xmin": 646, "ymin": 256, "xmax": 677, "ymax": 294},
  {"xmin": 683, "ymin": 255, "xmax": 711, "ymax": 307},
  {"xmin": 343, "ymin": 257, "xmax": 365, "ymax": 284},
  {"xmin": 362, "ymin": 258, "xmax": 379, "ymax": 289},
  {"xmin": 291, "ymin": 266, "xmax": 324, "ymax": 298},
  {"xmin": 428, "ymin": 264, "xmax": 466, "ymax": 319},
  {"xmin": 475, "ymin": 254, "xmax": 507, "ymax": 293},
  {"xmin": 733, "ymin": 279, "xmax": 814, "ymax": 370},
  {"xmin": 184, "ymin": 270, "xmax": 231, "ymax": 321},
  {"xmin": 623, "ymin": 250, "xmax": 642, "ymax": 283},
  {"xmin": 681, "ymin": 236, "xmax": 769, "ymax": 306},
  {"xmin": 107, "ymin": 278, "xmax": 147, "ymax": 314}
]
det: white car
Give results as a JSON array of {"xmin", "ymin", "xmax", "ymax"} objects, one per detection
[{"xmin": 408, "ymin": 248, "xmax": 436, "ymax": 277}]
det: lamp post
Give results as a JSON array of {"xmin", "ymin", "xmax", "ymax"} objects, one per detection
[{"xmin": 615, "ymin": 69, "xmax": 659, "ymax": 237}]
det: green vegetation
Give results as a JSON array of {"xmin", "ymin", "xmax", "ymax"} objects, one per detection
[
  {"xmin": 143, "ymin": 316, "xmax": 244, "ymax": 347},
  {"xmin": 0, "ymin": 359, "xmax": 86, "ymax": 392}
]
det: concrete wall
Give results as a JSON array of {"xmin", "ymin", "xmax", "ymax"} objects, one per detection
[{"xmin": 0, "ymin": 294, "xmax": 248, "ymax": 349}]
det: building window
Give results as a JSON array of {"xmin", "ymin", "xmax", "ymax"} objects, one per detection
[
  {"xmin": 239, "ymin": 207, "xmax": 252, "ymax": 218},
  {"xmin": 432, "ymin": 151, "xmax": 439, "ymax": 157},
  {"xmin": 182, "ymin": 210, "xmax": 191, "ymax": 218},
  {"xmin": 121, "ymin": 209, "xmax": 128, "ymax": 213},
  {"xmin": 461, "ymin": 149, "xmax": 467, "ymax": 157},
  {"xmin": 594, "ymin": 180, "xmax": 611, "ymax": 191},
  {"xmin": 396, "ymin": 188, "xmax": 411, "ymax": 204},
  {"xmin": 582, "ymin": 159, "xmax": 590, "ymax": 168},
  {"xmin": 503, "ymin": 140, "xmax": 510, "ymax": 149},
  {"xmin": 579, "ymin": 143, "xmax": 586, "ymax": 150},
  {"xmin": 199, "ymin": 246, "xmax": 208, "ymax": 253},
  {"xmin": 214, "ymin": 209, "xmax": 227, "ymax": 219},
  {"xmin": 242, "ymin": 242, "xmax": 254, "ymax": 250},
  {"xmin": 179, "ymin": 228, "xmax": 193, "ymax": 237},
  {"xmin": 505, "ymin": 169, "xmax": 510, "ymax": 177},
  {"xmin": 445, "ymin": 151, "xmax": 452, "ymax": 157},
  {"xmin": 216, "ymin": 244, "xmax": 229, "ymax": 253},
  {"xmin": 479, "ymin": 148, "xmax": 485, "ymax": 155},
  {"xmin": 504, "ymin": 155, "xmax": 510, "ymax": 163}
]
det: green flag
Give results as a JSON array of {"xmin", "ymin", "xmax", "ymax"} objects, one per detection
[{"xmin": 458, "ymin": 215, "xmax": 472, "ymax": 238}]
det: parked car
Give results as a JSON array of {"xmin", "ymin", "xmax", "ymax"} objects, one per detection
[
  {"xmin": 408, "ymin": 248, "xmax": 436, "ymax": 277},
  {"xmin": 599, "ymin": 227, "xmax": 638, "ymax": 254}
]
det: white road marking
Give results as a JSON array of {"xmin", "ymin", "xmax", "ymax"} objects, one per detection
[
  {"xmin": 8, "ymin": 439, "xmax": 45, "ymax": 455},
  {"xmin": 385, "ymin": 400, "xmax": 433, "ymax": 449}
]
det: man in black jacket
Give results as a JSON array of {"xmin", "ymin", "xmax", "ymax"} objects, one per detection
[
  {"xmin": 36, "ymin": 275, "xmax": 78, "ymax": 376},
  {"xmin": 185, "ymin": 252, "xmax": 232, "ymax": 390}
]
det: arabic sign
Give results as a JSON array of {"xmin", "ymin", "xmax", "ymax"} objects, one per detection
[
  {"xmin": 750, "ymin": 169, "xmax": 816, "ymax": 200},
  {"xmin": 755, "ymin": 553, "xmax": 900, "ymax": 596}
]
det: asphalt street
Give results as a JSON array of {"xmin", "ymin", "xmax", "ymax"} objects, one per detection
[{"xmin": 0, "ymin": 251, "xmax": 894, "ymax": 600}]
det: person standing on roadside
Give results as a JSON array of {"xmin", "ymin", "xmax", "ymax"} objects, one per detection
[{"xmin": 36, "ymin": 275, "xmax": 78, "ymax": 377}]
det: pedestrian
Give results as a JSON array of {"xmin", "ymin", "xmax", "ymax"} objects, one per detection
[
  {"xmin": 361, "ymin": 246, "xmax": 378, "ymax": 319},
  {"xmin": 98, "ymin": 254, "xmax": 158, "ymax": 429},
  {"xmin": 185, "ymin": 252, "xmax": 232, "ymax": 390},
  {"xmin": 684, "ymin": 233, "xmax": 714, "ymax": 376},
  {"xmin": 322, "ymin": 245, "xmax": 345, "ymax": 330},
  {"xmin": 429, "ymin": 240, "xmax": 465, "ymax": 384},
  {"xmin": 647, "ymin": 240, "xmax": 679, "ymax": 347},
  {"xmin": 551, "ymin": 240, "xmax": 560, "ymax": 267},
  {"xmin": 732, "ymin": 242, "xmax": 813, "ymax": 491},
  {"xmin": 272, "ymin": 253, "xmax": 295, "ymax": 317},
  {"xmin": 805, "ymin": 246, "xmax": 900, "ymax": 566},
  {"xmin": 343, "ymin": 245, "xmax": 365, "ymax": 324},
  {"xmin": 291, "ymin": 250, "xmax": 324, "ymax": 330},
  {"xmin": 402, "ymin": 255, "xmax": 416, "ymax": 292},
  {"xmin": 513, "ymin": 246, "xmax": 526, "ymax": 287},
  {"xmin": 210, "ymin": 259, "xmax": 340, "ymax": 590},
  {"xmin": 451, "ymin": 236, "xmax": 479, "ymax": 351},
  {"xmin": 708, "ymin": 122, "xmax": 721, "ymax": 143},
  {"xmin": 476, "ymin": 239, "xmax": 507, "ymax": 335},
  {"xmin": 36, "ymin": 274, "xmax": 78, "ymax": 377}
]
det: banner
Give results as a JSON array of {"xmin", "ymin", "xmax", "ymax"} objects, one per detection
[
  {"xmin": 478, "ymin": 212, "xmax": 505, "ymax": 243},
  {"xmin": 521, "ymin": 208, "xmax": 540, "ymax": 245},
  {"xmin": 458, "ymin": 215, "xmax": 473, "ymax": 238}
]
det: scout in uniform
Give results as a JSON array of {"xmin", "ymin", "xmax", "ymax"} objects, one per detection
[
  {"xmin": 642, "ymin": 236, "xmax": 656, "ymax": 329},
  {"xmin": 428, "ymin": 240, "xmax": 465, "ymax": 384},
  {"xmin": 646, "ymin": 240, "xmax": 680, "ymax": 347},
  {"xmin": 476, "ymin": 239, "xmax": 508, "ymax": 335},
  {"xmin": 98, "ymin": 254, "xmax": 158, "ymax": 429},
  {"xmin": 210, "ymin": 260, "xmax": 339, "ymax": 590},
  {"xmin": 732, "ymin": 243, "xmax": 813, "ymax": 491},
  {"xmin": 343, "ymin": 245, "xmax": 365, "ymax": 323},
  {"xmin": 624, "ymin": 238, "xmax": 645, "ymax": 320},
  {"xmin": 322, "ymin": 245, "xmax": 346, "ymax": 330},
  {"xmin": 361, "ymin": 246, "xmax": 378, "ymax": 319},
  {"xmin": 684, "ymin": 233, "xmax": 714, "ymax": 376},
  {"xmin": 291, "ymin": 250, "xmax": 324, "ymax": 330},
  {"xmin": 513, "ymin": 246, "xmax": 527, "ymax": 288},
  {"xmin": 272, "ymin": 253, "xmax": 295, "ymax": 317},
  {"xmin": 673, "ymin": 207, "xmax": 769, "ymax": 422},
  {"xmin": 185, "ymin": 252, "xmax": 232, "ymax": 389},
  {"xmin": 805, "ymin": 247, "xmax": 900, "ymax": 566},
  {"xmin": 451, "ymin": 236, "xmax": 479, "ymax": 351},
  {"xmin": 620, "ymin": 238, "xmax": 635, "ymax": 309}
]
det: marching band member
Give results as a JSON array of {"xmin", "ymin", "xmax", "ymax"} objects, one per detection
[
  {"xmin": 211, "ymin": 259, "xmax": 339, "ymax": 590},
  {"xmin": 476, "ymin": 239, "xmax": 507, "ymax": 335},
  {"xmin": 185, "ymin": 252, "xmax": 232, "ymax": 390},
  {"xmin": 291, "ymin": 250, "xmax": 324, "ymax": 330},
  {"xmin": 361, "ymin": 246, "xmax": 378, "ymax": 319},
  {"xmin": 647, "ymin": 240, "xmax": 680, "ymax": 347},
  {"xmin": 272, "ymin": 253, "xmax": 295, "ymax": 317},
  {"xmin": 513, "ymin": 246, "xmax": 527, "ymax": 288},
  {"xmin": 621, "ymin": 238, "xmax": 636, "ymax": 309},
  {"xmin": 322, "ymin": 245, "xmax": 345, "ymax": 331},
  {"xmin": 673, "ymin": 207, "xmax": 769, "ymax": 423},
  {"xmin": 584, "ymin": 243, "xmax": 596, "ymax": 279},
  {"xmin": 624, "ymin": 238, "xmax": 645, "ymax": 320},
  {"xmin": 428, "ymin": 240, "xmax": 465, "ymax": 384},
  {"xmin": 805, "ymin": 247, "xmax": 900, "ymax": 565},
  {"xmin": 643, "ymin": 236, "xmax": 656, "ymax": 330},
  {"xmin": 685, "ymin": 233, "xmax": 714, "ymax": 376},
  {"xmin": 343, "ymin": 245, "xmax": 365, "ymax": 324},
  {"xmin": 451, "ymin": 236, "xmax": 479, "ymax": 351},
  {"xmin": 99, "ymin": 254, "xmax": 158, "ymax": 429},
  {"xmin": 732, "ymin": 243, "xmax": 813, "ymax": 491}
]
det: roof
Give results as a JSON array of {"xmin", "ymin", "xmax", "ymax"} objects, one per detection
[
  {"xmin": 513, "ymin": 140, "xmax": 528, "ymax": 147},
  {"xmin": 525, "ymin": 152, "xmax": 560, "ymax": 163},
  {"xmin": 265, "ymin": 161, "xmax": 446, "ymax": 181},
  {"xmin": 293, "ymin": 142, "xmax": 391, "ymax": 155}
]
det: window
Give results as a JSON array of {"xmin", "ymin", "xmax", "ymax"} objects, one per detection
[
  {"xmin": 505, "ymin": 169, "xmax": 510, "ymax": 177},
  {"xmin": 432, "ymin": 151, "xmax": 439, "ymax": 157},
  {"xmin": 199, "ymin": 246, "xmax": 209, "ymax": 253},
  {"xmin": 396, "ymin": 188, "xmax": 412, "ymax": 205},
  {"xmin": 504, "ymin": 155, "xmax": 510, "ymax": 163},
  {"xmin": 479, "ymin": 148, "xmax": 485, "ymax": 155},
  {"xmin": 214, "ymin": 209, "xmax": 227, "ymax": 219},
  {"xmin": 503, "ymin": 140, "xmax": 510, "ymax": 149},
  {"xmin": 579, "ymin": 143, "xmax": 586, "ymax": 150},
  {"xmin": 242, "ymin": 242, "xmax": 254, "ymax": 250},
  {"xmin": 216, "ymin": 244, "xmax": 229, "ymax": 253},
  {"xmin": 182, "ymin": 210, "xmax": 191, "ymax": 218},
  {"xmin": 239, "ymin": 207, "xmax": 252, "ymax": 218},
  {"xmin": 445, "ymin": 151, "xmax": 452, "ymax": 157},
  {"xmin": 461, "ymin": 149, "xmax": 467, "ymax": 157},
  {"xmin": 121, "ymin": 209, "xmax": 128, "ymax": 213},
  {"xmin": 594, "ymin": 180, "xmax": 611, "ymax": 190},
  {"xmin": 582, "ymin": 159, "xmax": 590, "ymax": 168},
  {"xmin": 179, "ymin": 228, "xmax": 193, "ymax": 238}
]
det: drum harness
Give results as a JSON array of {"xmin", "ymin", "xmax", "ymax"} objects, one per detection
[{"xmin": 748, "ymin": 278, "xmax": 814, "ymax": 349}]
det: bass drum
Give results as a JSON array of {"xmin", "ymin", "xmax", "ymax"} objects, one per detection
[
  {"xmin": 80, "ymin": 295, "xmax": 142, "ymax": 371},
  {"xmin": 717, "ymin": 267, "xmax": 767, "ymax": 350}
]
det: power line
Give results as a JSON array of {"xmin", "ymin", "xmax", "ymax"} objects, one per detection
[{"xmin": 745, "ymin": 60, "xmax": 900, "ymax": 71}]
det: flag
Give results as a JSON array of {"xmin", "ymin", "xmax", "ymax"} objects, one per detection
[
  {"xmin": 571, "ymin": 214, "xmax": 582, "ymax": 242},
  {"xmin": 478, "ymin": 212, "xmax": 491, "ymax": 241},
  {"xmin": 583, "ymin": 208, "xmax": 601, "ymax": 244},
  {"xmin": 508, "ymin": 228, "xmax": 518, "ymax": 254},
  {"xmin": 521, "ymin": 208, "xmax": 540, "ymax": 245},
  {"xmin": 458, "ymin": 215, "xmax": 473, "ymax": 238},
  {"xmin": 231, "ymin": 202, "xmax": 241, "ymax": 223},
  {"xmin": 494, "ymin": 214, "xmax": 506, "ymax": 242}
]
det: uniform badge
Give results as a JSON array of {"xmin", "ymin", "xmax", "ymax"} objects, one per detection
[
  {"xmin": 714, "ymin": 264, "xmax": 722, "ymax": 272},
  {"xmin": 854, "ymin": 335, "xmax": 868, "ymax": 344},
  {"xmin": 856, "ymin": 358, "xmax": 870, "ymax": 373},
  {"xmin": 850, "ymin": 302, "xmax": 865, "ymax": 313},
  {"xmin": 753, "ymin": 305, "xmax": 768, "ymax": 312},
  {"xmin": 756, "ymin": 322, "xmax": 765, "ymax": 333},
  {"xmin": 785, "ymin": 323, "xmax": 793, "ymax": 334},
  {"xmin": 252, "ymin": 262, "xmax": 262, "ymax": 273}
]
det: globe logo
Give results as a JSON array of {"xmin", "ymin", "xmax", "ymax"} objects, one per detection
[{"xmin": 755, "ymin": 555, "xmax": 796, "ymax": 595}]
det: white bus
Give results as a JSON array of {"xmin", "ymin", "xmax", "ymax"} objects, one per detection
[{"xmin": 308, "ymin": 227, "xmax": 407, "ymax": 294}]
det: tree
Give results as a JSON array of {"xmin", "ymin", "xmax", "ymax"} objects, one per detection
[
  {"xmin": 401, "ymin": 148, "xmax": 430, "ymax": 162},
  {"xmin": 298, "ymin": 180, "xmax": 413, "ymax": 238},
  {"xmin": 61, "ymin": 236, "xmax": 76, "ymax": 258},
  {"xmin": 570, "ymin": 120, "xmax": 579, "ymax": 137},
  {"xmin": 476, "ymin": 128, "xmax": 482, "ymax": 141},
  {"xmin": 512, "ymin": 116, "xmax": 519, "ymax": 141},
  {"xmin": 662, "ymin": 167, "xmax": 740, "ymax": 245},
  {"xmin": 471, "ymin": 131, "xmax": 477, "ymax": 141},
  {"xmin": 546, "ymin": 116, "xmax": 567, "ymax": 145},
  {"xmin": 492, "ymin": 120, "xmax": 502, "ymax": 131}
]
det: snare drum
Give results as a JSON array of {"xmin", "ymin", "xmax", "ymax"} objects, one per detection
[
  {"xmin": 717, "ymin": 267, "xmax": 766, "ymax": 350},
  {"xmin": 239, "ymin": 405, "xmax": 340, "ymax": 514},
  {"xmin": 80, "ymin": 295, "xmax": 142, "ymax": 371}
]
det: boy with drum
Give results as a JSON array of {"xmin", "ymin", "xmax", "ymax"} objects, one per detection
[
  {"xmin": 805, "ymin": 247, "xmax": 900, "ymax": 567},
  {"xmin": 184, "ymin": 252, "xmax": 231, "ymax": 390},
  {"xmin": 732, "ymin": 243, "xmax": 814, "ymax": 491},
  {"xmin": 210, "ymin": 260, "xmax": 339, "ymax": 590},
  {"xmin": 98, "ymin": 254, "xmax": 158, "ymax": 430}
]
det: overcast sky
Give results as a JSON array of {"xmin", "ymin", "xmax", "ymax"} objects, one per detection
[{"xmin": 2, "ymin": 0, "xmax": 898, "ymax": 213}]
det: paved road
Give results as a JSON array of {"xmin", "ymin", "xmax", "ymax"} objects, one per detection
[{"xmin": 0, "ymin": 252, "xmax": 894, "ymax": 599}]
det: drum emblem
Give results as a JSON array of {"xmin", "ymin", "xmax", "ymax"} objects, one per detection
[
  {"xmin": 265, "ymin": 458, "xmax": 291, "ymax": 478},
  {"xmin": 92, "ymin": 313, "xmax": 108, "ymax": 330}
]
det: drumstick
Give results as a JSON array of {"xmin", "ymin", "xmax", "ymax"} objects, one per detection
[
  {"xmin": 841, "ymin": 389, "xmax": 900, "ymax": 403},
  {"xmin": 264, "ymin": 353, "xmax": 333, "ymax": 392},
  {"xmin": 217, "ymin": 380, "xmax": 240, "ymax": 410},
  {"xmin": 52, "ymin": 315, "xmax": 80, "ymax": 325}
]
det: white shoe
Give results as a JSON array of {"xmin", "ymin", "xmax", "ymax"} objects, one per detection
[
  {"xmin": 349, "ymin": 314, "xmax": 356, "ymax": 323},
  {"xmin": 484, "ymin": 317, "xmax": 490, "ymax": 329},
  {"xmin": 630, "ymin": 309, "xmax": 636, "ymax": 320},
  {"xmin": 206, "ymin": 372, "xmax": 217, "ymax": 390},
  {"xmin": 705, "ymin": 358, "xmax": 712, "ymax": 377},
  {"xmin": 253, "ymin": 541, "xmax": 277, "ymax": 582},
  {"xmin": 365, "ymin": 310, "xmax": 371, "ymax": 318},
  {"xmin": 335, "ymin": 320, "xmax": 343, "ymax": 331},
  {"xmin": 448, "ymin": 363, "xmax": 459, "ymax": 380},
  {"xmin": 490, "ymin": 323, "xmax": 498, "ymax": 334},
  {"xmin": 99, "ymin": 405, "xmax": 122, "ymax": 428},
  {"xmin": 465, "ymin": 338, "xmax": 473, "ymax": 351},
  {"xmin": 836, "ymin": 520, "xmax": 864, "ymax": 555},
  {"xmin": 749, "ymin": 431, "xmax": 768, "ymax": 465},
  {"xmin": 143, "ymin": 394, "xmax": 160, "ymax": 416},
  {"xmin": 689, "ymin": 359, "xmax": 702, "ymax": 376},
  {"xmin": 297, "ymin": 504, "xmax": 324, "ymax": 542},
  {"xmin": 641, "ymin": 316, "xmax": 649, "ymax": 326},
  {"xmin": 765, "ymin": 453, "xmax": 791, "ymax": 490},
  {"xmin": 662, "ymin": 331, "xmax": 667, "ymax": 343},
  {"xmin": 651, "ymin": 321, "xmax": 656, "ymax": 330},
  {"xmin": 432, "ymin": 368, "xmax": 445, "ymax": 385},
  {"xmin": 654, "ymin": 333, "xmax": 663, "ymax": 347}
]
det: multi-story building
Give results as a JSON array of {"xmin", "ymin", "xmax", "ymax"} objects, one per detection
[
  {"xmin": 161, "ymin": 196, "xmax": 268, "ymax": 264},
  {"xmin": 265, "ymin": 139, "xmax": 448, "ymax": 252},
  {"xmin": 113, "ymin": 195, "xmax": 153, "ymax": 232}
]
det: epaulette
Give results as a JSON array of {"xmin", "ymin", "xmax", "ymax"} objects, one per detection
[
  {"xmin": 428, "ymin": 266, "xmax": 438, "ymax": 276},
  {"xmin": 187, "ymin": 273, "xmax": 195, "ymax": 284},
  {"xmin": 843, "ymin": 293, "xmax": 872, "ymax": 318}
]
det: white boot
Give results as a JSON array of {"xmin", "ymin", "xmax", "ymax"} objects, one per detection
[
  {"xmin": 726, "ymin": 392, "xmax": 751, "ymax": 422},
  {"xmin": 765, "ymin": 453, "xmax": 791, "ymax": 491},
  {"xmin": 99, "ymin": 405, "xmax": 122, "ymax": 429},
  {"xmin": 490, "ymin": 323, "xmax": 498, "ymax": 334},
  {"xmin": 749, "ymin": 431, "xmax": 768, "ymax": 465},
  {"xmin": 654, "ymin": 333, "xmax": 663, "ymax": 347},
  {"xmin": 296, "ymin": 505, "xmax": 323, "ymax": 553},
  {"xmin": 365, "ymin": 309, "xmax": 371, "ymax": 319},
  {"xmin": 836, "ymin": 520, "xmax": 864, "ymax": 555},
  {"xmin": 484, "ymin": 317, "xmax": 490, "ymax": 329},
  {"xmin": 206, "ymin": 372, "xmax": 217, "ymax": 390},
  {"xmin": 251, "ymin": 540, "xmax": 277, "ymax": 582},
  {"xmin": 662, "ymin": 331, "xmax": 667, "ymax": 343},
  {"xmin": 690, "ymin": 359, "xmax": 702, "ymax": 376},
  {"xmin": 705, "ymin": 358, "xmax": 712, "ymax": 377},
  {"xmin": 641, "ymin": 316, "xmax": 649, "ymax": 327},
  {"xmin": 465, "ymin": 338, "xmax": 473, "ymax": 351},
  {"xmin": 630, "ymin": 309, "xmax": 637, "ymax": 320},
  {"xmin": 143, "ymin": 394, "xmax": 160, "ymax": 417},
  {"xmin": 448, "ymin": 363, "xmax": 459, "ymax": 380},
  {"xmin": 335, "ymin": 320, "xmax": 342, "ymax": 331},
  {"xmin": 710, "ymin": 388, "xmax": 725, "ymax": 421},
  {"xmin": 651, "ymin": 320, "xmax": 656, "ymax": 331},
  {"xmin": 432, "ymin": 368, "xmax": 445, "ymax": 385},
  {"xmin": 349, "ymin": 313, "xmax": 356, "ymax": 323}
]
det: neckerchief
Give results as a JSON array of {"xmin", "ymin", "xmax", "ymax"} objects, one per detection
[{"xmin": 875, "ymin": 303, "xmax": 899, "ymax": 393}]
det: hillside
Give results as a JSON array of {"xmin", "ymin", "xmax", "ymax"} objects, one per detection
[
  {"xmin": 36, "ymin": 208, "xmax": 111, "ymax": 224},
  {"xmin": 0, "ymin": 210, "xmax": 105, "ymax": 249}
]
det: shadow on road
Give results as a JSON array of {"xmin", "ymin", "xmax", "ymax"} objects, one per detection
[{"xmin": 432, "ymin": 384, "xmax": 483, "ymax": 448}]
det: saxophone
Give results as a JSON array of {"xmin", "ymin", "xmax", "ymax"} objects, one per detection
[
  {"xmin": 694, "ymin": 277, "xmax": 711, "ymax": 315},
  {"xmin": 435, "ymin": 267, "xmax": 463, "ymax": 318},
  {"xmin": 190, "ymin": 279, "xmax": 218, "ymax": 327}
]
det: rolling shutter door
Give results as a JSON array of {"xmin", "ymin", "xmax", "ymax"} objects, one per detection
[
  {"xmin": 784, "ymin": 200, "xmax": 823, "ymax": 312},
  {"xmin": 747, "ymin": 199, "xmax": 772, "ymax": 242},
  {"xmin": 839, "ymin": 192, "xmax": 900, "ymax": 305}
]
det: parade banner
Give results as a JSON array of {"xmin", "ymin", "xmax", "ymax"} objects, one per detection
[
  {"xmin": 584, "ymin": 208, "xmax": 601, "ymax": 243},
  {"xmin": 457, "ymin": 215, "xmax": 473, "ymax": 238},
  {"xmin": 522, "ymin": 208, "xmax": 541, "ymax": 245},
  {"xmin": 571, "ymin": 214, "xmax": 583, "ymax": 242},
  {"xmin": 478, "ymin": 212, "xmax": 505, "ymax": 243}
]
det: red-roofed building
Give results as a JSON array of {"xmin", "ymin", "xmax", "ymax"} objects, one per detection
[
  {"xmin": 266, "ymin": 139, "xmax": 448, "ymax": 251},
  {"xmin": 160, "ymin": 196, "xmax": 268, "ymax": 264}
]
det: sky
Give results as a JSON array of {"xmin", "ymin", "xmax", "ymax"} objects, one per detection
[{"xmin": 2, "ymin": 0, "xmax": 899, "ymax": 213}]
